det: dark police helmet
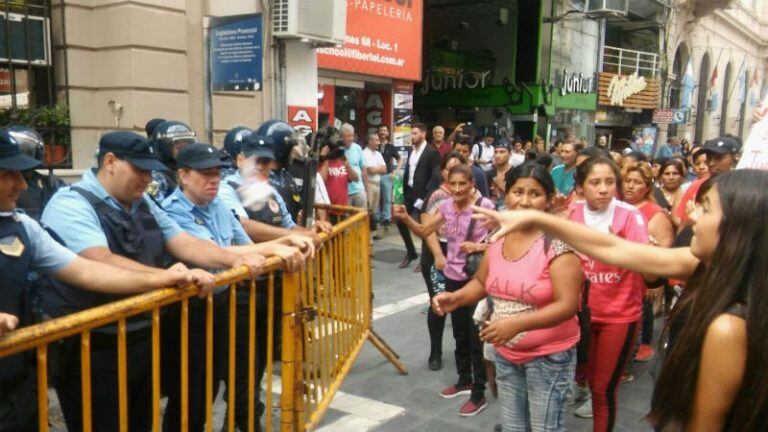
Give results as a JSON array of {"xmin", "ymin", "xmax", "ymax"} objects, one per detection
[
  {"xmin": 223, "ymin": 126, "xmax": 253, "ymax": 158},
  {"xmin": 151, "ymin": 120, "xmax": 197, "ymax": 164},
  {"xmin": 255, "ymin": 120, "xmax": 303, "ymax": 167},
  {"xmin": 8, "ymin": 126, "xmax": 45, "ymax": 162}
]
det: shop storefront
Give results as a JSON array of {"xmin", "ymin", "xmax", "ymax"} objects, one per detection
[
  {"xmin": 413, "ymin": 0, "xmax": 598, "ymax": 146},
  {"xmin": 312, "ymin": 0, "xmax": 423, "ymax": 146},
  {"xmin": 595, "ymin": 71, "xmax": 661, "ymax": 152}
]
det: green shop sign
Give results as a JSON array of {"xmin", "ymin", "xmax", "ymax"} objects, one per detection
[{"xmin": 415, "ymin": 81, "xmax": 596, "ymax": 115}]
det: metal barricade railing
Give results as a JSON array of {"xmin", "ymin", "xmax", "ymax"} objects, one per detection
[{"xmin": 0, "ymin": 206, "xmax": 406, "ymax": 432}]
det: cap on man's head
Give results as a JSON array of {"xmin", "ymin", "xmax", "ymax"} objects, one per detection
[
  {"xmin": 242, "ymin": 134, "xmax": 275, "ymax": 161},
  {"xmin": 99, "ymin": 131, "xmax": 167, "ymax": 172},
  {"xmin": 701, "ymin": 136, "xmax": 739, "ymax": 155},
  {"xmin": 493, "ymin": 139, "xmax": 511, "ymax": 150},
  {"xmin": 0, "ymin": 129, "xmax": 41, "ymax": 171},
  {"xmin": 176, "ymin": 143, "xmax": 227, "ymax": 170}
]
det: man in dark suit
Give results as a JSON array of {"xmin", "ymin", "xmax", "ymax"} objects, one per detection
[{"xmin": 397, "ymin": 123, "xmax": 440, "ymax": 269}]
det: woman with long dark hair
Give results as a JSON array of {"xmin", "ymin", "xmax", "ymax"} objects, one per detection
[
  {"xmin": 473, "ymin": 169, "xmax": 768, "ymax": 431},
  {"xmin": 394, "ymin": 164, "xmax": 495, "ymax": 417},
  {"xmin": 433, "ymin": 163, "xmax": 583, "ymax": 430}
]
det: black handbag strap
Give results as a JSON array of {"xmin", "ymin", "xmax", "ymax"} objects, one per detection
[
  {"xmin": 582, "ymin": 279, "xmax": 590, "ymax": 310},
  {"xmin": 464, "ymin": 197, "xmax": 483, "ymax": 242}
]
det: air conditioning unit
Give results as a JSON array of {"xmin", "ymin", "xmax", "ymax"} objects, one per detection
[
  {"xmin": 586, "ymin": 0, "xmax": 629, "ymax": 17},
  {"xmin": 273, "ymin": 0, "xmax": 346, "ymax": 45}
]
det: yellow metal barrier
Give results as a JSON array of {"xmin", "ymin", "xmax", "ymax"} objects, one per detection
[{"xmin": 0, "ymin": 206, "xmax": 405, "ymax": 431}]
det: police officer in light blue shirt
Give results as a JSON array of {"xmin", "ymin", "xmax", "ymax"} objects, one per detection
[
  {"xmin": 0, "ymin": 130, "xmax": 196, "ymax": 432},
  {"xmin": 166, "ymin": 142, "xmax": 308, "ymax": 431},
  {"xmin": 41, "ymin": 131, "xmax": 265, "ymax": 432}
]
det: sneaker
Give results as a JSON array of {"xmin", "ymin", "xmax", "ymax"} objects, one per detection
[
  {"xmin": 439, "ymin": 384, "xmax": 472, "ymax": 399},
  {"xmin": 458, "ymin": 397, "xmax": 488, "ymax": 417},
  {"xmin": 574, "ymin": 397, "xmax": 593, "ymax": 418},
  {"xmin": 635, "ymin": 344, "xmax": 655, "ymax": 362},
  {"xmin": 567, "ymin": 384, "xmax": 590, "ymax": 406},
  {"xmin": 621, "ymin": 372, "xmax": 634, "ymax": 383}
]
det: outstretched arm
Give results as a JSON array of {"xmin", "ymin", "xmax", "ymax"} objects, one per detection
[
  {"xmin": 472, "ymin": 207, "xmax": 700, "ymax": 280},
  {"xmin": 393, "ymin": 205, "xmax": 445, "ymax": 238}
]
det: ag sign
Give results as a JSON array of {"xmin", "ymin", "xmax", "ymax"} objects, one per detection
[
  {"xmin": 652, "ymin": 109, "xmax": 686, "ymax": 125},
  {"xmin": 209, "ymin": 14, "xmax": 263, "ymax": 91}
]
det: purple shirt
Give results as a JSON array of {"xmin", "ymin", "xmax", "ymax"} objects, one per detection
[{"xmin": 438, "ymin": 197, "xmax": 494, "ymax": 281}]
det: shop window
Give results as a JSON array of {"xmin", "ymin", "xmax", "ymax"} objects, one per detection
[{"xmin": 0, "ymin": 0, "xmax": 70, "ymax": 167}]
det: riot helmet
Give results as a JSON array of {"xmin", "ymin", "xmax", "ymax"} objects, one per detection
[
  {"xmin": 145, "ymin": 118, "xmax": 166, "ymax": 138},
  {"xmin": 8, "ymin": 126, "xmax": 45, "ymax": 162},
  {"xmin": 151, "ymin": 120, "xmax": 197, "ymax": 167},
  {"xmin": 255, "ymin": 120, "xmax": 309, "ymax": 168},
  {"xmin": 223, "ymin": 126, "xmax": 253, "ymax": 159}
]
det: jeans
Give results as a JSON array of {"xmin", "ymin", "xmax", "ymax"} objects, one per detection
[
  {"xmin": 496, "ymin": 348, "xmax": 576, "ymax": 432},
  {"xmin": 349, "ymin": 189, "xmax": 368, "ymax": 209},
  {"xmin": 380, "ymin": 174, "xmax": 393, "ymax": 223}
]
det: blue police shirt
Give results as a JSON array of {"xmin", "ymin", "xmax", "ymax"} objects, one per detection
[
  {"xmin": 345, "ymin": 142, "xmax": 365, "ymax": 196},
  {"xmin": 41, "ymin": 168, "xmax": 184, "ymax": 254},
  {"xmin": 219, "ymin": 172, "xmax": 297, "ymax": 229},
  {"xmin": 162, "ymin": 187, "xmax": 252, "ymax": 247},
  {"xmin": 1, "ymin": 211, "xmax": 76, "ymax": 274}
]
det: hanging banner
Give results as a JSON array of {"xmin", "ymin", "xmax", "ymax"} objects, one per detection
[
  {"xmin": 737, "ymin": 95, "xmax": 768, "ymax": 171},
  {"xmin": 317, "ymin": 0, "xmax": 423, "ymax": 81},
  {"xmin": 209, "ymin": 14, "xmax": 263, "ymax": 91}
]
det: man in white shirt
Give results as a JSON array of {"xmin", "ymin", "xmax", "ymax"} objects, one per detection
[
  {"xmin": 363, "ymin": 133, "xmax": 387, "ymax": 239},
  {"xmin": 471, "ymin": 131, "xmax": 496, "ymax": 172}
]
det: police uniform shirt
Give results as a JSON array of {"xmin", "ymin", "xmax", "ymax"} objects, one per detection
[
  {"xmin": 219, "ymin": 172, "xmax": 297, "ymax": 229},
  {"xmin": 41, "ymin": 168, "xmax": 184, "ymax": 253},
  {"xmin": 162, "ymin": 187, "xmax": 252, "ymax": 248},
  {"xmin": 0, "ymin": 211, "xmax": 76, "ymax": 274}
]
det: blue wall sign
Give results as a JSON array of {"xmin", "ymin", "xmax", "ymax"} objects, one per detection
[{"xmin": 210, "ymin": 14, "xmax": 263, "ymax": 92}]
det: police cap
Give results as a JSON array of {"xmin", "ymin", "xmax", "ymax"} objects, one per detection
[
  {"xmin": 242, "ymin": 134, "xmax": 276, "ymax": 161},
  {"xmin": 0, "ymin": 129, "xmax": 41, "ymax": 171},
  {"xmin": 99, "ymin": 131, "xmax": 167, "ymax": 171},
  {"xmin": 176, "ymin": 143, "xmax": 228, "ymax": 170}
]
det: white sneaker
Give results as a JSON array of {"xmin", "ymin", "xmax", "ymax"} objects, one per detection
[
  {"xmin": 574, "ymin": 396, "xmax": 593, "ymax": 418},
  {"xmin": 567, "ymin": 384, "xmax": 590, "ymax": 406}
]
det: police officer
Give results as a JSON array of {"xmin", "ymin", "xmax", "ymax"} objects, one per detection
[
  {"xmin": 9, "ymin": 126, "xmax": 66, "ymax": 220},
  {"xmin": 219, "ymin": 134, "xmax": 327, "ymax": 244},
  {"xmin": 146, "ymin": 120, "xmax": 197, "ymax": 203},
  {"xmin": 161, "ymin": 143, "xmax": 308, "ymax": 432},
  {"xmin": 221, "ymin": 126, "xmax": 252, "ymax": 179},
  {"xmin": 41, "ymin": 131, "xmax": 265, "ymax": 432},
  {"xmin": 0, "ymin": 130, "xmax": 198, "ymax": 432}
]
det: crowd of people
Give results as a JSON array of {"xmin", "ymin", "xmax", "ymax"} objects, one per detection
[
  {"xmin": 1, "ymin": 112, "xmax": 767, "ymax": 432},
  {"xmin": 387, "ymin": 122, "xmax": 767, "ymax": 431}
]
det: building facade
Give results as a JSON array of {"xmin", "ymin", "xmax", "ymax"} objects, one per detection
[{"xmin": 662, "ymin": 0, "xmax": 768, "ymax": 145}]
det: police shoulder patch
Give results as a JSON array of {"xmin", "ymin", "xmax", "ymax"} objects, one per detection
[{"xmin": 0, "ymin": 235, "xmax": 25, "ymax": 257}]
